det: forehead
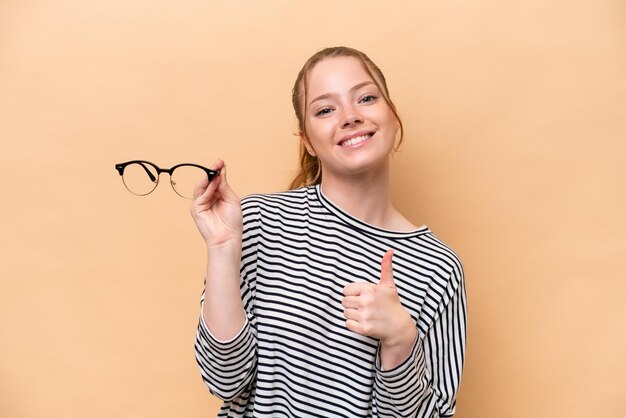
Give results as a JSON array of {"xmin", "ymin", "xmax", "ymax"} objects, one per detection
[{"xmin": 306, "ymin": 56, "xmax": 375, "ymax": 95}]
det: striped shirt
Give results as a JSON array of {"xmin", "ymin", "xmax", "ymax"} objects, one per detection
[{"xmin": 195, "ymin": 185, "xmax": 466, "ymax": 417}]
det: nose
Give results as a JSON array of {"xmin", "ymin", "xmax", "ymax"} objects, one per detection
[{"xmin": 340, "ymin": 104, "xmax": 363, "ymax": 129}]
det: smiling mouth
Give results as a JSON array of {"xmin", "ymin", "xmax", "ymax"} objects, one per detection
[{"xmin": 339, "ymin": 133, "xmax": 374, "ymax": 147}]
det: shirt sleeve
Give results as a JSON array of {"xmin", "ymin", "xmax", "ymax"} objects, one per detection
[
  {"xmin": 194, "ymin": 196, "xmax": 262, "ymax": 401},
  {"xmin": 374, "ymin": 263, "xmax": 467, "ymax": 417}
]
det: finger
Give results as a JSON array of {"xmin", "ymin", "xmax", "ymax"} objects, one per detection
[
  {"xmin": 378, "ymin": 249, "xmax": 395, "ymax": 287},
  {"xmin": 193, "ymin": 175, "xmax": 209, "ymax": 196},
  {"xmin": 345, "ymin": 318, "xmax": 363, "ymax": 335},
  {"xmin": 192, "ymin": 170, "xmax": 221, "ymax": 207},
  {"xmin": 214, "ymin": 163, "xmax": 239, "ymax": 204},
  {"xmin": 343, "ymin": 282, "xmax": 372, "ymax": 297},
  {"xmin": 343, "ymin": 306, "xmax": 360, "ymax": 319},
  {"xmin": 193, "ymin": 171, "xmax": 219, "ymax": 200},
  {"xmin": 193, "ymin": 159, "xmax": 223, "ymax": 196},
  {"xmin": 341, "ymin": 296, "xmax": 361, "ymax": 309}
]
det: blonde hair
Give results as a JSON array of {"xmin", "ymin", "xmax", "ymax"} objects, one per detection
[{"xmin": 289, "ymin": 46, "xmax": 404, "ymax": 190}]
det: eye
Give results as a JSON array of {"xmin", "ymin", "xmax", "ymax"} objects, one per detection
[
  {"xmin": 315, "ymin": 107, "xmax": 333, "ymax": 117},
  {"xmin": 359, "ymin": 94, "xmax": 378, "ymax": 104}
]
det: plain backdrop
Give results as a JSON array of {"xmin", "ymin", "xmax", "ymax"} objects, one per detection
[{"xmin": 1, "ymin": 1, "xmax": 625, "ymax": 417}]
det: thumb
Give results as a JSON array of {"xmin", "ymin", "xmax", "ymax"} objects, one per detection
[
  {"xmin": 378, "ymin": 249, "xmax": 395, "ymax": 287},
  {"xmin": 215, "ymin": 163, "xmax": 239, "ymax": 203}
]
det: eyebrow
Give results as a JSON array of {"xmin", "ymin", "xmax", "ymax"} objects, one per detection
[{"xmin": 308, "ymin": 81, "xmax": 376, "ymax": 106}]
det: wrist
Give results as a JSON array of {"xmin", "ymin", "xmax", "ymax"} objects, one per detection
[
  {"xmin": 205, "ymin": 237, "xmax": 242, "ymax": 254},
  {"xmin": 382, "ymin": 323, "xmax": 417, "ymax": 351},
  {"xmin": 379, "ymin": 314, "xmax": 417, "ymax": 370}
]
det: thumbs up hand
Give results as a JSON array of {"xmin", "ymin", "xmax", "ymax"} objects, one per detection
[{"xmin": 342, "ymin": 250, "xmax": 417, "ymax": 354}]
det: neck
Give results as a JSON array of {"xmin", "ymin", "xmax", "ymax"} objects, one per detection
[{"xmin": 320, "ymin": 164, "xmax": 395, "ymax": 229}]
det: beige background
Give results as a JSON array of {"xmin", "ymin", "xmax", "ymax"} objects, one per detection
[{"xmin": 1, "ymin": 1, "xmax": 625, "ymax": 417}]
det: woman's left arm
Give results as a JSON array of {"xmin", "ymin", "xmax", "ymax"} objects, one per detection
[{"xmin": 374, "ymin": 268, "xmax": 467, "ymax": 417}]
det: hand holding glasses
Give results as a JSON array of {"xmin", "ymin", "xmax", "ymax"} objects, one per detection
[{"xmin": 115, "ymin": 160, "xmax": 219, "ymax": 199}]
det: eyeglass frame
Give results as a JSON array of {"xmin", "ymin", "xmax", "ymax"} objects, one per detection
[{"xmin": 115, "ymin": 160, "xmax": 219, "ymax": 198}]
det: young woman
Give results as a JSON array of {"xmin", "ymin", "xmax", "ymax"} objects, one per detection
[{"xmin": 191, "ymin": 47, "xmax": 466, "ymax": 417}]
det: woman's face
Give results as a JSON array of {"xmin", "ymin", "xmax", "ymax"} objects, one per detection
[{"xmin": 302, "ymin": 56, "xmax": 399, "ymax": 181}]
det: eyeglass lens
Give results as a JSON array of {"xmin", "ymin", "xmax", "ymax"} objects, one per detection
[
  {"xmin": 170, "ymin": 165, "xmax": 209, "ymax": 199},
  {"xmin": 122, "ymin": 162, "xmax": 159, "ymax": 196}
]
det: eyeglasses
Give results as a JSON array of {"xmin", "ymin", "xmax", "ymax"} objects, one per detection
[{"xmin": 115, "ymin": 160, "xmax": 219, "ymax": 199}]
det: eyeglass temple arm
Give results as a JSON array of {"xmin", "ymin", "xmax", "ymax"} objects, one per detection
[{"xmin": 138, "ymin": 162, "xmax": 158, "ymax": 182}]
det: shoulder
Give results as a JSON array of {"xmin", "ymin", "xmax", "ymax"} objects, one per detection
[
  {"xmin": 406, "ymin": 232, "xmax": 465, "ymax": 323},
  {"xmin": 241, "ymin": 186, "xmax": 314, "ymax": 213},
  {"xmin": 410, "ymin": 231, "xmax": 465, "ymax": 288}
]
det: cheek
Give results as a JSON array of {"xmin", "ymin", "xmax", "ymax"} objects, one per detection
[
  {"xmin": 383, "ymin": 108, "xmax": 398, "ymax": 126},
  {"xmin": 306, "ymin": 120, "xmax": 335, "ymax": 146},
  {"xmin": 381, "ymin": 111, "xmax": 400, "ymax": 137}
]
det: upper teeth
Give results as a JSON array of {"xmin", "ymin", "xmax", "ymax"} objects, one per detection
[{"xmin": 341, "ymin": 134, "xmax": 371, "ymax": 146}]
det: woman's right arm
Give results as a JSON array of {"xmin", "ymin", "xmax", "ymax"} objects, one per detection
[
  {"xmin": 191, "ymin": 160, "xmax": 258, "ymax": 401},
  {"xmin": 190, "ymin": 159, "xmax": 245, "ymax": 339}
]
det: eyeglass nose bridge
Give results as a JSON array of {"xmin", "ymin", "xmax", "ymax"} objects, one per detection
[
  {"xmin": 152, "ymin": 167, "xmax": 183, "ymax": 196},
  {"xmin": 144, "ymin": 165, "xmax": 179, "ymax": 186},
  {"xmin": 157, "ymin": 167, "xmax": 174, "ymax": 176}
]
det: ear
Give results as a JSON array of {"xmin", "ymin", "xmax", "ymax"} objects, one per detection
[
  {"xmin": 300, "ymin": 133, "xmax": 317, "ymax": 157},
  {"xmin": 392, "ymin": 118, "xmax": 402, "ymax": 151}
]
